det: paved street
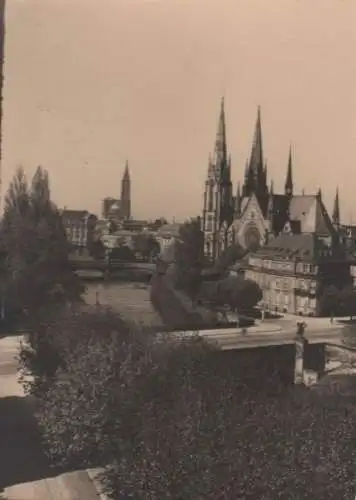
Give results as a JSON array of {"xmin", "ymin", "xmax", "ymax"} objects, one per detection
[{"xmin": 0, "ymin": 335, "xmax": 103, "ymax": 500}]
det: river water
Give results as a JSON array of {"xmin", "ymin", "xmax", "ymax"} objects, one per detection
[{"xmin": 84, "ymin": 281, "xmax": 164, "ymax": 328}]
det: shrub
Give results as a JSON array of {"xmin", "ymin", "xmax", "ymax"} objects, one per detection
[
  {"xmin": 25, "ymin": 307, "xmax": 356, "ymax": 499},
  {"xmin": 18, "ymin": 306, "xmax": 132, "ymax": 397},
  {"xmin": 150, "ymin": 274, "xmax": 207, "ymax": 329}
]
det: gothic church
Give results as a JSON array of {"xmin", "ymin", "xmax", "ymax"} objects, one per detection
[{"xmin": 202, "ymin": 98, "xmax": 339, "ymax": 261}]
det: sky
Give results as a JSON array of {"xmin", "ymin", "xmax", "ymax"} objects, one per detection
[{"xmin": 2, "ymin": 0, "xmax": 356, "ymax": 222}]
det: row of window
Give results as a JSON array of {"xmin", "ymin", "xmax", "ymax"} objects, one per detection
[
  {"xmin": 249, "ymin": 257, "xmax": 318, "ymax": 275},
  {"xmin": 247, "ymin": 270, "xmax": 317, "ymax": 293}
]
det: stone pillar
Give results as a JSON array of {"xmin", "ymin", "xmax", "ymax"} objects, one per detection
[{"xmin": 294, "ymin": 321, "xmax": 307, "ymax": 385}]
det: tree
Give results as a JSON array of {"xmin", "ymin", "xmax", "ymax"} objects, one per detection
[
  {"xmin": 88, "ymin": 238, "xmax": 106, "ymax": 260},
  {"xmin": 199, "ymin": 276, "xmax": 262, "ymax": 314},
  {"xmin": 339, "ymin": 286, "xmax": 356, "ymax": 320},
  {"xmin": 319, "ymin": 285, "xmax": 340, "ymax": 317},
  {"xmin": 214, "ymin": 242, "xmax": 248, "ymax": 273},
  {"xmin": 1, "ymin": 166, "xmax": 82, "ymax": 325},
  {"xmin": 132, "ymin": 233, "xmax": 160, "ymax": 261},
  {"xmin": 21, "ymin": 307, "xmax": 356, "ymax": 499},
  {"xmin": 109, "ymin": 245, "xmax": 135, "ymax": 262},
  {"xmin": 173, "ymin": 217, "xmax": 204, "ymax": 301}
]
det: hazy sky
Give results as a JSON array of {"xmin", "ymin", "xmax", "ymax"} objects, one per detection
[{"xmin": 3, "ymin": 0, "xmax": 356, "ymax": 221}]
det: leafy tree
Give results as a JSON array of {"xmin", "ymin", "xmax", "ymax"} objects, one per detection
[
  {"xmin": 199, "ymin": 276, "xmax": 262, "ymax": 314},
  {"xmin": 88, "ymin": 238, "xmax": 106, "ymax": 260},
  {"xmin": 132, "ymin": 233, "xmax": 160, "ymax": 261},
  {"xmin": 109, "ymin": 245, "xmax": 135, "ymax": 262},
  {"xmin": 319, "ymin": 285, "xmax": 340, "ymax": 317},
  {"xmin": 339, "ymin": 286, "xmax": 356, "ymax": 320},
  {"xmin": 215, "ymin": 242, "xmax": 248, "ymax": 273},
  {"xmin": 173, "ymin": 217, "xmax": 204, "ymax": 301},
  {"xmin": 1, "ymin": 166, "xmax": 82, "ymax": 325},
  {"xmin": 25, "ymin": 308, "xmax": 148, "ymax": 466},
  {"xmin": 20, "ymin": 306, "xmax": 356, "ymax": 499}
]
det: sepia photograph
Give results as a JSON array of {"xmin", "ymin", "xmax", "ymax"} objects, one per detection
[{"xmin": 0, "ymin": 0, "xmax": 355, "ymax": 498}]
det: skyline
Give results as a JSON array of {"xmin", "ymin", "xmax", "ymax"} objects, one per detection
[{"xmin": 2, "ymin": 0, "xmax": 356, "ymax": 221}]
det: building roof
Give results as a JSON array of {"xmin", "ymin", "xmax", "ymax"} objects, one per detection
[
  {"xmin": 288, "ymin": 195, "xmax": 334, "ymax": 236},
  {"xmin": 61, "ymin": 209, "xmax": 88, "ymax": 218},
  {"xmin": 251, "ymin": 233, "xmax": 328, "ymax": 262},
  {"xmin": 268, "ymin": 193, "xmax": 335, "ymax": 238},
  {"xmin": 61, "ymin": 209, "xmax": 97, "ymax": 222}
]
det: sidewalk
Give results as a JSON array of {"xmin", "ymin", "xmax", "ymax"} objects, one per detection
[{"xmin": 0, "ymin": 335, "xmax": 105, "ymax": 500}]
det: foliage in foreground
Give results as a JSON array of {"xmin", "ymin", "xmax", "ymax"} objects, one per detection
[{"xmin": 21, "ymin": 308, "xmax": 356, "ymax": 499}]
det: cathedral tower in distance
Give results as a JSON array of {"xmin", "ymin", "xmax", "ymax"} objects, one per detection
[{"xmin": 120, "ymin": 160, "xmax": 131, "ymax": 220}]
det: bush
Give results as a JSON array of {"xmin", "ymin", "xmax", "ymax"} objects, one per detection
[
  {"xmin": 33, "ymin": 314, "xmax": 152, "ymax": 468},
  {"xmin": 18, "ymin": 306, "xmax": 131, "ymax": 396},
  {"xmin": 23, "ymin": 308, "xmax": 356, "ymax": 499},
  {"xmin": 150, "ymin": 274, "xmax": 211, "ymax": 329}
]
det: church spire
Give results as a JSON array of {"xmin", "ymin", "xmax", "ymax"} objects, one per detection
[
  {"xmin": 120, "ymin": 160, "xmax": 131, "ymax": 220},
  {"xmin": 213, "ymin": 96, "xmax": 228, "ymax": 173},
  {"xmin": 123, "ymin": 159, "xmax": 130, "ymax": 180},
  {"xmin": 332, "ymin": 187, "xmax": 340, "ymax": 226},
  {"xmin": 243, "ymin": 106, "xmax": 267, "ymax": 204},
  {"xmin": 250, "ymin": 105, "xmax": 263, "ymax": 178},
  {"xmin": 285, "ymin": 144, "xmax": 293, "ymax": 197}
]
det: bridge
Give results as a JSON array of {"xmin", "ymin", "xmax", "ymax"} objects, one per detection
[
  {"xmin": 69, "ymin": 257, "xmax": 156, "ymax": 280},
  {"xmin": 158, "ymin": 322, "xmax": 355, "ymax": 386}
]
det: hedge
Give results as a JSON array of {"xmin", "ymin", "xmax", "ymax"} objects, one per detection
[{"xmin": 150, "ymin": 274, "xmax": 217, "ymax": 330}]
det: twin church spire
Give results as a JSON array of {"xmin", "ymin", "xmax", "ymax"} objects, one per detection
[{"xmin": 212, "ymin": 100, "xmax": 293, "ymax": 215}]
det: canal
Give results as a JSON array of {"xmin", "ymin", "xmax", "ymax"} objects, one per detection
[{"xmin": 84, "ymin": 281, "xmax": 164, "ymax": 328}]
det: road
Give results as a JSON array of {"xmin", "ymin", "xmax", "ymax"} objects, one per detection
[
  {"xmin": 169, "ymin": 321, "xmax": 346, "ymax": 351},
  {"xmin": 0, "ymin": 334, "xmax": 104, "ymax": 500}
]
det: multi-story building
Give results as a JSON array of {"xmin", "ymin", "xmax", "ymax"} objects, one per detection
[
  {"xmin": 245, "ymin": 233, "xmax": 352, "ymax": 316},
  {"xmin": 61, "ymin": 209, "xmax": 97, "ymax": 253},
  {"xmin": 155, "ymin": 222, "xmax": 182, "ymax": 254}
]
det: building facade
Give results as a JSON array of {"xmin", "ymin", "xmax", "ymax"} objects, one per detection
[
  {"xmin": 245, "ymin": 233, "xmax": 352, "ymax": 316},
  {"xmin": 61, "ymin": 209, "xmax": 98, "ymax": 253},
  {"xmin": 155, "ymin": 222, "xmax": 182, "ymax": 253}
]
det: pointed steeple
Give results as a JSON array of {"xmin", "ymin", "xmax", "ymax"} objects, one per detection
[
  {"xmin": 123, "ymin": 160, "xmax": 130, "ymax": 180},
  {"xmin": 284, "ymin": 144, "xmax": 293, "ymax": 197},
  {"xmin": 243, "ymin": 106, "xmax": 267, "ymax": 204},
  {"xmin": 249, "ymin": 106, "xmax": 263, "ymax": 179},
  {"xmin": 332, "ymin": 187, "xmax": 340, "ymax": 226},
  {"xmin": 213, "ymin": 96, "xmax": 227, "ymax": 172},
  {"xmin": 120, "ymin": 160, "xmax": 131, "ymax": 220}
]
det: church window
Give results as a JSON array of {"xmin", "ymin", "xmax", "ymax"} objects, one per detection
[
  {"xmin": 208, "ymin": 184, "xmax": 214, "ymax": 211},
  {"xmin": 206, "ymin": 215, "xmax": 213, "ymax": 232}
]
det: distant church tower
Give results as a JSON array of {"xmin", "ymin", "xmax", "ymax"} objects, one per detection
[
  {"xmin": 285, "ymin": 144, "xmax": 293, "ymax": 197},
  {"xmin": 120, "ymin": 160, "xmax": 131, "ymax": 220},
  {"xmin": 202, "ymin": 97, "xmax": 233, "ymax": 261}
]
